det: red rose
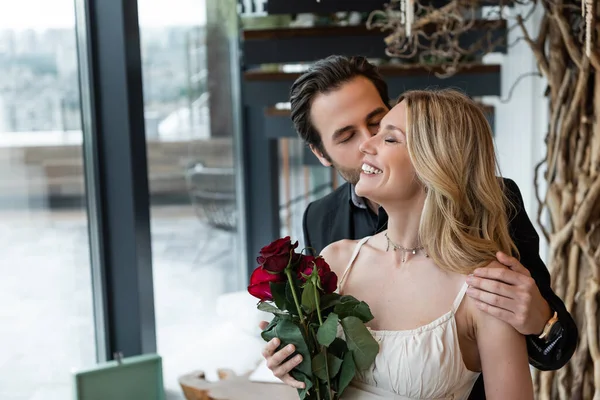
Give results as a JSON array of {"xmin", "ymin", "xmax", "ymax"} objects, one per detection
[
  {"xmin": 297, "ymin": 255, "xmax": 338, "ymax": 294},
  {"xmin": 297, "ymin": 255, "xmax": 316, "ymax": 280},
  {"xmin": 314, "ymin": 257, "xmax": 338, "ymax": 294},
  {"xmin": 248, "ymin": 267, "xmax": 285, "ymax": 301},
  {"xmin": 257, "ymin": 236, "xmax": 299, "ymax": 273}
]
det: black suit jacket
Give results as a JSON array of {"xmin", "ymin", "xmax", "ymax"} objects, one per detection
[{"xmin": 302, "ymin": 178, "xmax": 577, "ymax": 399}]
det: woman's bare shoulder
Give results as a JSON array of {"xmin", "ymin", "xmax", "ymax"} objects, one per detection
[
  {"xmin": 319, "ymin": 239, "xmax": 360, "ymax": 276},
  {"xmin": 444, "ymin": 272, "xmax": 478, "ymax": 335}
]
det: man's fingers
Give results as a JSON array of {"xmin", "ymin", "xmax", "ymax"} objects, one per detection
[
  {"xmin": 467, "ymin": 286, "xmax": 515, "ymax": 310},
  {"xmin": 471, "ymin": 265, "xmax": 522, "ymax": 286},
  {"xmin": 267, "ymin": 344, "xmax": 297, "ymax": 369},
  {"xmin": 258, "ymin": 320, "xmax": 269, "ymax": 330},
  {"xmin": 260, "ymin": 338, "xmax": 305, "ymax": 389},
  {"xmin": 496, "ymin": 251, "xmax": 531, "ymax": 277},
  {"xmin": 473, "ymin": 299, "xmax": 515, "ymax": 323},
  {"xmin": 261, "ymin": 338, "xmax": 280, "ymax": 358},
  {"xmin": 466, "ymin": 275, "xmax": 513, "ymax": 299},
  {"xmin": 274, "ymin": 354, "xmax": 304, "ymax": 381},
  {"xmin": 282, "ymin": 374, "xmax": 306, "ymax": 389}
]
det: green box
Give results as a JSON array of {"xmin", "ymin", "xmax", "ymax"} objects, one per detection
[{"xmin": 73, "ymin": 353, "xmax": 165, "ymax": 400}]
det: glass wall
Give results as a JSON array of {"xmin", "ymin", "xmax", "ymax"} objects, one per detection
[
  {"xmin": 138, "ymin": 1, "xmax": 252, "ymax": 397},
  {"xmin": 0, "ymin": 1, "xmax": 95, "ymax": 399}
]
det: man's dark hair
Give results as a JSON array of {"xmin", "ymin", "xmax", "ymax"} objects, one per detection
[{"xmin": 289, "ymin": 55, "xmax": 390, "ymax": 158}]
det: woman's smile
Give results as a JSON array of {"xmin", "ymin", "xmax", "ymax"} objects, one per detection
[{"xmin": 360, "ymin": 161, "xmax": 383, "ymax": 176}]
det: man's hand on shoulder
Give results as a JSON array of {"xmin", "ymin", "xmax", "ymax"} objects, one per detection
[{"xmin": 466, "ymin": 252, "xmax": 552, "ymax": 336}]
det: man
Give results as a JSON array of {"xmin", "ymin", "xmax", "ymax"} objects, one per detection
[{"xmin": 290, "ymin": 55, "xmax": 576, "ymax": 398}]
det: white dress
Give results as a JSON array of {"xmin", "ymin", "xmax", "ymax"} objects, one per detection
[{"xmin": 337, "ymin": 236, "xmax": 481, "ymax": 400}]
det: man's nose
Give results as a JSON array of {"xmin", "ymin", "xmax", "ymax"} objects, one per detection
[
  {"xmin": 357, "ymin": 128, "xmax": 374, "ymax": 145},
  {"xmin": 359, "ymin": 134, "xmax": 377, "ymax": 155},
  {"xmin": 360, "ymin": 127, "xmax": 376, "ymax": 139}
]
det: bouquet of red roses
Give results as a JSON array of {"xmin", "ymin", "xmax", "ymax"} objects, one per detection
[{"xmin": 248, "ymin": 236, "xmax": 379, "ymax": 400}]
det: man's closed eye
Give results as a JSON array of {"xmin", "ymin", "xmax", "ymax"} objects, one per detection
[{"xmin": 338, "ymin": 133, "xmax": 355, "ymax": 143}]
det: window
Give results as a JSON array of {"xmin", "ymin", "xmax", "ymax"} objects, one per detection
[
  {"xmin": 138, "ymin": 1, "xmax": 251, "ymax": 397},
  {"xmin": 0, "ymin": 1, "xmax": 95, "ymax": 398}
]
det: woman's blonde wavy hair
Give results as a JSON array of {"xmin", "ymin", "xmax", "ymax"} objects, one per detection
[{"xmin": 399, "ymin": 89, "xmax": 518, "ymax": 274}]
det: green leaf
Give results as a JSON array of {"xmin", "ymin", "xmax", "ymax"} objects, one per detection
[
  {"xmin": 317, "ymin": 313, "xmax": 339, "ymax": 347},
  {"xmin": 337, "ymin": 351, "xmax": 356, "ymax": 397},
  {"xmin": 320, "ymin": 293, "xmax": 342, "ymax": 310},
  {"xmin": 327, "ymin": 337, "xmax": 348, "ymax": 360},
  {"xmin": 340, "ymin": 316, "xmax": 379, "ymax": 370},
  {"xmin": 311, "ymin": 352, "xmax": 328, "ymax": 381},
  {"xmin": 301, "ymin": 282, "xmax": 317, "ymax": 313},
  {"xmin": 257, "ymin": 301, "xmax": 288, "ymax": 317},
  {"xmin": 261, "ymin": 318, "xmax": 313, "ymax": 379},
  {"xmin": 334, "ymin": 295, "xmax": 374, "ymax": 323},
  {"xmin": 312, "ymin": 352, "xmax": 344, "ymax": 381},
  {"xmin": 285, "ymin": 282, "xmax": 301, "ymax": 316},
  {"xmin": 270, "ymin": 282, "xmax": 288, "ymax": 311},
  {"xmin": 328, "ymin": 354, "xmax": 343, "ymax": 378},
  {"xmin": 260, "ymin": 315, "xmax": 280, "ymax": 337}
]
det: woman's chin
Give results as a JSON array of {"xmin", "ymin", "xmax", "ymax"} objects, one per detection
[{"xmin": 354, "ymin": 180, "xmax": 371, "ymax": 198}]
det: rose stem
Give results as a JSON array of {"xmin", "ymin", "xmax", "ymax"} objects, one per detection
[
  {"xmin": 285, "ymin": 268, "xmax": 305, "ymax": 322},
  {"xmin": 314, "ymin": 284, "xmax": 333, "ymax": 398},
  {"xmin": 314, "ymin": 285, "xmax": 324, "ymax": 325}
]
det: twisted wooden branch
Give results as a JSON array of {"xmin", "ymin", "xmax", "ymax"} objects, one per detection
[
  {"xmin": 553, "ymin": 9, "xmax": 583, "ymax": 69},
  {"xmin": 517, "ymin": 15, "xmax": 550, "ymax": 79}
]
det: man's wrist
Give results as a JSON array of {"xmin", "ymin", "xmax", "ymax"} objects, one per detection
[
  {"xmin": 538, "ymin": 311, "xmax": 559, "ymax": 341},
  {"xmin": 535, "ymin": 302, "xmax": 554, "ymax": 336}
]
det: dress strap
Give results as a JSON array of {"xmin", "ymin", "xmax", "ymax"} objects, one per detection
[
  {"xmin": 451, "ymin": 281, "xmax": 470, "ymax": 313},
  {"xmin": 338, "ymin": 236, "xmax": 372, "ymax": 293}
]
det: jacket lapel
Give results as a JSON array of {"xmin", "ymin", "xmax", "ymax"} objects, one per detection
[{"xmin": 327, "ymin": 184, "xmax": 352, "ymax": 243}]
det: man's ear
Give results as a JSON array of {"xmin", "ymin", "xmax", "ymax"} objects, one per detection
[{"xmin": 309, "ymin": 144, "xmax": 332, "ymax": 168}]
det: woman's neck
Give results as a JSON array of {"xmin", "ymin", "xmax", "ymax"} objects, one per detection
[{"xmin": 383, "ymin": 197, "xmax": 425, "ymax": 248}]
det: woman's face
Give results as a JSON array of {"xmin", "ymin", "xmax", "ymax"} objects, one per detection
[{"xmin": 355, "ymin": 101, "xmax": 423, "ymax": 206}]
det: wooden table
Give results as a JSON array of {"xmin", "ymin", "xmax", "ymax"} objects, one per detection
[{"xmin": 179, "ymin": 370, "xmax": 298, "ymax": 400}]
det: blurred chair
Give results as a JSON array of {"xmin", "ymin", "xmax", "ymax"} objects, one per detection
[
  {"xmin": 186, "ymin": 162, "xmax": 237, "ymax": 231},
  {"xmin": 185, "ymin": 162, "xmax": 237, "ymax": 266}
]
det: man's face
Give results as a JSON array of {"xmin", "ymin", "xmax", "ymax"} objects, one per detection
[{"xmin": 309, "ymin": 76, "xmax": 388, "ymax": 185}]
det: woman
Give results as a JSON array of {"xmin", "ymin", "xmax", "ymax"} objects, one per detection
[{"xmin": 262, "ymin": 89, "xmax": 533, "ymax": 399}]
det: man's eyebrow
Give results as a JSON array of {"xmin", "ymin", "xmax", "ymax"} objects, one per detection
[
  {"xmin": 366, "ymin": 107, "xmax": 387, "ymax": 120},
  {"xmin": 332, "ymin": 107, "xmax": 388, "ymax": 141},
  {"xmin": 332, "ymin": 125, "xmax": 354, "ymax": 141}
]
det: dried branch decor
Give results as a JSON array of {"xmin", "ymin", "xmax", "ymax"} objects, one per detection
[{"xmin": 526, "ymin": 2, "xmax": 599, "ymax": 400}]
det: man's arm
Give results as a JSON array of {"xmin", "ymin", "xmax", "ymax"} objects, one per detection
[
  {"xmin": 466, "ymin": 178, "xmax": 577, "ymax": 370},
  {"xmin": 504, "ymin": 179, "xmax": 577, "ymax": 370}
]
